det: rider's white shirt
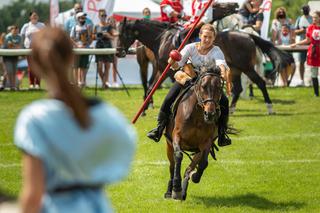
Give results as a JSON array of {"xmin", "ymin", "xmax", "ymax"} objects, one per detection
[{"xmin": 178, "ymin": 42, "xmax": 228, "ymax": 71}]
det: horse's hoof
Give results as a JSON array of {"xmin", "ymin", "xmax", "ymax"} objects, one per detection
[
  {"xmin": 172, "ymin": 191, "xmax": 182, "ymax": 200},
  {"xmin": 191, "ymin": 171, "xmax": 201, "ymax": 183},
  {"xmin": 229, "ymin": 106, "xmax": 236, "ymax": 114},
  {"xmin": 164, "ymin": 192, "xmax": 172, "ymax": 199},
  {"xmin": 266, "ymin": 103, "xmax": 275, "ymax": 115},
  {"xmin": 182, "ymin": 192, "xmax": 187, "ymax": 200}
]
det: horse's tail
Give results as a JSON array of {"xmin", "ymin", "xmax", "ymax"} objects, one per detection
[{"xmin": 248, "ymin": 34, "xmax": 294, "ymax": 73}]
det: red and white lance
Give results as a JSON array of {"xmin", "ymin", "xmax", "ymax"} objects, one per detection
[{"xmin": 132, "ymin": 0, "xmax": 215, "ymax": 124}]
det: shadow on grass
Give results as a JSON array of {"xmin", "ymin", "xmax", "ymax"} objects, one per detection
[
  {"xmin": 270, "ymin": 99, "xmax": 296, "ymax": 105},
  {"xmin": 252, "ymin": 97, "xmax": 296, "ymax": 105},
  {"xmin": 231, "ymin": 113, "xmax": 292, "ymax": 117},
  {"xmin": 193, "ymin": 193, "xmax": 304, "ymax": 211},
  {"xmin": 232, "ymin": 110, "xmax": 320, "ymax": 117}
]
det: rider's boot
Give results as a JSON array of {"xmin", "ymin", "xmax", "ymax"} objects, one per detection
[
  {"xmin": 147, "ymin": 111, "xmax": 170, "ymax": 142},
  {"xmin": 147, "ymin": 82, "xmax": 183, "ymax": 142},
  {"xmin": 218, "ymin": 94, "xmax": 232, "ymax": 147}
]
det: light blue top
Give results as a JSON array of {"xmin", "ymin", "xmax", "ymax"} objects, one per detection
[
  {"xmin": 64, "ymin": 15, "xmax": 93, "ymax": 34},
  {"xmin": 4, "ymin": 33, "xmax": 22, "ymax": 49},
  {"xmin": 14, "ymin": 99, "xmax": 136, "ymax": 213}
]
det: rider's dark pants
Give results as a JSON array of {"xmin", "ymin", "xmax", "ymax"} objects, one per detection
[{"xmin": 160, "ymin": 82, "xmax": 182, "ymax": 115}]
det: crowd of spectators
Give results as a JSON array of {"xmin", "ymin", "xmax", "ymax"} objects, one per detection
[
  {"xmin": 0, "ymin": 2, "xmax": 119, "ymax": 91},
  {"xmin": 237, "ymin": 2, "xmax": 318, "ymax": 91},
  {"xmin": 0, "ymin": 2, "xmax": 319, "ymax": 93}
]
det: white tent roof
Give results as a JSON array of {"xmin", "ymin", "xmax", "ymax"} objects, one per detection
[
  {"xmin": 55, "ymin": 0, "xmax": 160, "ymax": 26},
  {"xmin": 113, "ymin": 0, "xmax": 160, "ymax": 19}
]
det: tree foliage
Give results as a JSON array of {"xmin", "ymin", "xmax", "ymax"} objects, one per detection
[{"xmin": 271, "ymin": 0, "xmax": 310, "ymax": 21}]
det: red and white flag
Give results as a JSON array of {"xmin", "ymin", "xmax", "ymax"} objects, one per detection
[
  {"xmin": 50, "ymin": 0, "xmax": 60, "ymax": 26},
  {"xmin": 83, "ymin": 0, "xmax": 116, "ymax": 25}
]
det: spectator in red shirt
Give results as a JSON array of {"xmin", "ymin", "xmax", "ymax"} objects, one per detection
[{"xmin": 292, "ymin": 11, "xmax": 320, "ymax": 97}]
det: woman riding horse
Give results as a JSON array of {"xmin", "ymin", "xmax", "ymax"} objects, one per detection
[{"xmin": 147, "ymin": 24, "xmax": 232, "ymax": 147}]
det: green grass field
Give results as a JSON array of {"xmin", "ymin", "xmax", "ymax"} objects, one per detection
[{"xmin": 1, "ymin": 86, "xmax": 320, "ymax": 212}]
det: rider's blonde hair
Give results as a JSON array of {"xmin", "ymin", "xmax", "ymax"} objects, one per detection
[{"xmin": 199, "ymin": 24, "xmax": 216, "ymax": 36}]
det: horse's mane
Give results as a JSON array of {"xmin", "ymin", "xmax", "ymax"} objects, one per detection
[{"xmin": 131, "ymin": 19, "xmax": 170, "ymax": 31}]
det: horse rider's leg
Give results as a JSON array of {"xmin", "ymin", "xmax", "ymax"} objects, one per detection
[
  {"xmin": 147, "ymin": 82, "xmax": 182, "ymax": 142},
  {"xmin": 164, "ymin": 142, "xmax": 175, "ymax": 199},
  {"xmin": 172, "ymin": 139, "xmax": 183, "ymax": 200},
  {"xmin": 191, "ymin": 149, "xmax": 210, "ymax": 184},
  {"xmin": 245, "ymin": 68, "xmax": 274, "ymax": 114},
  {"xmin": 218, "ymin": 93, "xmax": 232, "ymax": 147},
  {"xmin": 230, "ymin": 74, "xmax": 243, "ymax": 114}
]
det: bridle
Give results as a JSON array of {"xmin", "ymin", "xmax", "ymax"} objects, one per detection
[
  {"xmin": 118, "ymin": 21, "xmax": 137, "ymax": 54},
  {"xmin": 193, "ymin": 71, "xmax": 223, "ymax": 110}
]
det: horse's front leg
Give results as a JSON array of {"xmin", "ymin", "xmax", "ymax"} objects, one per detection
[
  {"xmin": 172, "ymin": 136, "xmax": 183, "ymax": 200},
  {"xmin": 181, "ymin": 152, "xmax": 202, "ymax": 200},
  {"xmin": 164, "ymin": 142, "xmax": 174, "ymax": 199},
  {"xmin": 191, "ymin": 148, "xmax": 210, "ymax": 184}
]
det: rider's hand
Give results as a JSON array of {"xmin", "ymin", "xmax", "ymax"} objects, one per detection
[{"xmin": 168, "ymin": 57, "xmax": 179, "ymax": 70}]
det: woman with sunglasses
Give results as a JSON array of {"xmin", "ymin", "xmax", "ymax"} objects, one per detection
[{"xmin": 93, "ymin": 9, "xmax": 117, "ymax": 88}]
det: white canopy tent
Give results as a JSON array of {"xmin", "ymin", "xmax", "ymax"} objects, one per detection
[
  {"xmin": 112, "ymin": 0, "xmax": 161, "ymax": 20},
  {"xmin": 55, "ymin": 0, "xmax": 161, "ymax": 26}
]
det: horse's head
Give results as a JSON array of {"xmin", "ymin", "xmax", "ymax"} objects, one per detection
[
  {"xmin": 212, "ymin": 2, "xmax": 239, "ymax": 22},
  {"xmin": 194, "ymin": 67, "xmax": 222, "ymax": 124},
  {"xmin": 117, "ymin": 18, "xmax": 139, "ymax": 57}
]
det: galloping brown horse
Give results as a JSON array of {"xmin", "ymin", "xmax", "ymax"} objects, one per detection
[
  {"xmin": 164, "ymin": 68, "xmax": 222, "ymax": 200},
  {"xmin": 130, "ymin": 2, "xmax": 239, "ymax": 116}
]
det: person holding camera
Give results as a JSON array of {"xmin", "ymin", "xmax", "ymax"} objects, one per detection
[{"xmin": 93, "ymin": 9, "xmax": 117, "ymax": 88}]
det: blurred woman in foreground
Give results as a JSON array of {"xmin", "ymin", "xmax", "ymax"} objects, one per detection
[{"xmin": 14, "ymin": 27, "xmax": 136, "ymax": 213}]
